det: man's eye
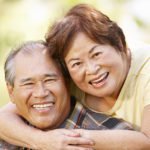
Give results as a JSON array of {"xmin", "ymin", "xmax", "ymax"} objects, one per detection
[
  {"xmin": 21, "ymin": 82, "xmax": 34, "ymax": 88},
  {"xmin": 45, "ymin": 79, "xmax": 56, "ymax": 83},
  {"xmin": 24, "ymin": 83, "xmax": 33, "ymax": 86}
]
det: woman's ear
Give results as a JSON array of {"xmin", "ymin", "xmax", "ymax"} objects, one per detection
[
  {"xmin": 127, "ymin": 48, "xmax": 131, "ymax": 58},
  {"xmin": 126, "ymin": 48, "xmax": 131, "ymax": 67},
  {"xmin": 6, "ymin": 82, "xmax": 15, "ymax": 103}
]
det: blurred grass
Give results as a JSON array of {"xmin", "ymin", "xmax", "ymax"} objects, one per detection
[
  {"xmin": 0, "ymin": 0, "xmax": 98, "ymax": 107},
  {"xmin": 0, "ymin": 66, "xmax": 9, "ymax": 106},
  {"xmin": 0, "ymin": 0, "xmax": 150, "ymax": 107}
]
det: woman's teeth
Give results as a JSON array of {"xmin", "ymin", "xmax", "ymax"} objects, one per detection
[{"xmin": 90, "ymin": 72, "xmax": 109, "ymax": 86}]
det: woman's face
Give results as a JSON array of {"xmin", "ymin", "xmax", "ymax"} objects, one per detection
[{"xmin": 64, "ymin": 32, "xmax": 129, "ymax": 99}]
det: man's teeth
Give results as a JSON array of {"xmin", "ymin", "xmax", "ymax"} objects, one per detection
[{"xmin": 32, "ymin": 103, "xmax": 53, "ymax": 109}]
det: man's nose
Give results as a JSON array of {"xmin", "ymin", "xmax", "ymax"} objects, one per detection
[
  {"xmin": 85, "ymin": 61, "xmax": 100, "ymax": 75},
  {"xmin": 33, "ymin": 83, "xmax": 49, "ymax": 98}
]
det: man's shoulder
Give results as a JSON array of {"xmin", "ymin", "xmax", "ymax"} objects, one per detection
[{"xmin": 71, "ymin": 99, "xmax": 134, "ymax": 130}]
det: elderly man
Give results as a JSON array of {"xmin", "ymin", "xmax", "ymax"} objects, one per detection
[{"xmin": 0, "ymin": 41, "xmax": 133, "ymax": 150}]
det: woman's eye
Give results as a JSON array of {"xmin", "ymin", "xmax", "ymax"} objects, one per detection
[
  {"xmin": 72, "ymin": 62, "xmax": 81, "ymax": 68},
  {"xmin": 93, "ymin": 52, "xmax": 101, "ymax": 58}
]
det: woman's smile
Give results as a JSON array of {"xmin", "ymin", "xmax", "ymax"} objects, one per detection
[{"xmin": 89, "ymin": 72, "xmax": 109, "ymax": 88}]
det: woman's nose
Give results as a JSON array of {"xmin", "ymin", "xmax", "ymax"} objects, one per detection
[{"xmin": 85, "ymin": 62, "xmax": 100, "ymax": 75}]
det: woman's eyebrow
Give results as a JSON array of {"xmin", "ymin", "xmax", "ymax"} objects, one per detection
[
  {"xmin": 67, "ymin": 58, "xmax": 80, "ymax": 64},
  {"xmin": 89, "ymin": 45, "xmax": 99, "ymax": 54}
]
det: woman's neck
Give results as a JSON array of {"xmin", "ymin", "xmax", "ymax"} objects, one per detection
[{"xmin": 85, "ymin": 94, "xmax": 117, "ymax": 112}]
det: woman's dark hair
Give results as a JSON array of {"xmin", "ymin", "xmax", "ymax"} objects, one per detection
[{"xmin": 46, "ymin": 4, "xmax": 127, "ymax": 61}]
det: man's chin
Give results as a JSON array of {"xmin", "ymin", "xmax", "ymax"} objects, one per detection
[{"xmin": 31, "ymin": 118, "xmax": 61, "ymax": 130}]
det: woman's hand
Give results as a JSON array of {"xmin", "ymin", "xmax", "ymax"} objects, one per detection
[{"xmin": 36, "ymin": 129, "xmax": 94, "ymax": 150}]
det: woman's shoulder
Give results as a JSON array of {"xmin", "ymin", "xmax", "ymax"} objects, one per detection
[{"xmin": 129, "ymin": 43, "xmax": 150, "ymax": 76}]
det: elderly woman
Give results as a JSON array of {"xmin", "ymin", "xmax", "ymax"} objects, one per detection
[
  {"xmin": 0, "ymin": 4, "xmax": 150, "ymax": 150},
  {"xmin": 46, "ymin": 3, "xmax": 150, "ymax": 130}
]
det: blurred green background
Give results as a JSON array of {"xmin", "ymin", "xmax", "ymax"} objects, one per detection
[{"xmin": 0, "ymin": 0, "xmax": 150, "ymax": 107}]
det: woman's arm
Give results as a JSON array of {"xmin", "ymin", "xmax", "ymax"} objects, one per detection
[
  {"xmin": 2, "ymin": 103, "xmax": 149, "ymax": 150},
  {"xmin": 76, "ymin": 105, "xmax": 150, "ymax": 150},
  {"xmin": 78, "ymin": 130, "xmax": 150, "ymax": 150},
  {"xmin": 0, "ymin": 102, "xmax": 40, "ymax": 149},
  {"xmin": 0, "ymin": 102, "xmax": 94, "ymax": 150}
]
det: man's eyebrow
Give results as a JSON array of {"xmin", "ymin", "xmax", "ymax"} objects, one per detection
[
  {"xmin": 89, "ymin": 45, "xmax": 99, "ymax": 54},
  {"xmin": 20, "ymin": 78, "xmax": 32, "ymax": 83},
  {"xmin": 44, "ymin": 73, "xmax": 58, "ymax": 78},
  {"xmin": 20, "ymin": 74, "xmax": 58, "ymax": 83}
]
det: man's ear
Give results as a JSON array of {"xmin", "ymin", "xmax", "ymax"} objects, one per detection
[{"xmin": 7, "ymin": 82, "xmax": 15, "ymax": 103}]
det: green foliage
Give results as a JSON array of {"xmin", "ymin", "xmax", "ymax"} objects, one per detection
[
  {"xmin": 113, "ymin": 0, "xmax": 129, "ymax": 3},
  {"xmin": 0, "ymin": 0, "xmax": 149, "ymax": 106}
]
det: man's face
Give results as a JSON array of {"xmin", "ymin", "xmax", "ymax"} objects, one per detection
[{"xmin": 8, "ymin": 49, "xmax": 70, "ymax": 130}]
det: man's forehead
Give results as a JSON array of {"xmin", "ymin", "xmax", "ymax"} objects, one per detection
[
  {"xmin": 16, "ymin": 47, "xmax": 48, "ymax": 57},
  {"xmin": 14, "ymin": 48, "xmax": 50, "ymax": 65},
  {"xmin": 15, "ymin": 56, "xmax": 62, "ymax": 76},
  {"xmin": 13, "ymin": 46, "xmax": 62, "ymax": 73}
]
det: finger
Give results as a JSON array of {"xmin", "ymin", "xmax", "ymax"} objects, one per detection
[
  {"xmin": 62, "ymin": 129, "xmax": 81, "ymax": 137},
  {"xmin": 66, "ymin": 145, "xmax": 94, "ymax": 150},
  {"xmin": 68, "ymin": 137, "xmax": 94, "ymax": 146}
]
